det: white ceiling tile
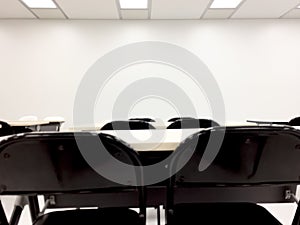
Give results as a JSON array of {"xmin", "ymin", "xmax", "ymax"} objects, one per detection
[
  {"xmin": 0, "ymin": 0, "xmax": 35, "ymax": 18},
  {"xmin": 282, "ymin": 9, "xmax": 300, "ymax": 18},
  {"xmin": 121, "ymin": 9, "xmax": 148, "ymax": 19},
  {"xmin": 203, "ymin": 9, "xmax": 234, "ymax": 19},
  {"xmin": 32, "ymin": 8, "xmax": 65, "ymax": 18},
  {"xmin": 55, "ymin": 0, "xmax": 119, "ymax": 19},
  {"xmin": 151, "ymin": 0, "xmax": 211, "ymax": 19},
  {"xmin": 232, "ymin": 0, "xmax": 300, "ymax": 18}
]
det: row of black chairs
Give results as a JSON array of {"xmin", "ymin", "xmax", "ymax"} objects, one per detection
[
  {"xmin": 0, "ymin": 125, "xmax": 300, "ymax": 225},
  {"xmin": 130, "ymin": 116, "xmax": 211, "ymax": 123},
  {"xmin": 131, "ymin": 116, "xmax": 300, "ymax": 126},
  {"xmin": 101, "ymin": 118, "xmax": 220, "ymax": 130}
]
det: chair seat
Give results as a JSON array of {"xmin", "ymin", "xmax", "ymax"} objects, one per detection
[
  {"xmin": 172, "ymin": 203, "xmax": 282, "ymax": 225},
  {"xmin": 34, "ymin": 208, "xmax": 141, "ymax": 225}
]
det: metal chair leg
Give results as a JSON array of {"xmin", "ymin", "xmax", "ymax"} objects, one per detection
[
  {"xmin": 156, "ymin": 206, "xmax": 161, "ymax": 225},
  {"xmin": 9, "ymin": 196, "xmax": 27, "ymax": 225},
  {"xmin": 0, "ymin": 200, "xmax": 8, "ymax": 225},
  {"xmin": 292, "ymin": 203, "xmax": 300, "ymax": 225},
  {"xmin": 27, "ymin": 196, "xmax": 40, "ymax": 222}
]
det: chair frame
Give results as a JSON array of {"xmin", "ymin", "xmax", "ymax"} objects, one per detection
[
  {"xmin": 0, "ymin": 132, "xmax": 146, "ymax": 225},
  {"xmin": 166, "ymin": 126, "xmax": 300, "ymax": 225}
]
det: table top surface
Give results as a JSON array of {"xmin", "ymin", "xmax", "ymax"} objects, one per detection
[
  {"xmin": 100, "ymin": 128, "xmax": 201, "ymax": 151},
  {"xmin": 5, "ymin": 120, "xmax": 64, "ymax": 127}
]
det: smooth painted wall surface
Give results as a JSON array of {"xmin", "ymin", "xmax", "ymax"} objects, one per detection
[{"xmin": 1, "ymin": 20, "xmax": 300, "ymax": 127}]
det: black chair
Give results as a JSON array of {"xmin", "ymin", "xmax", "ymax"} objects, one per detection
[
  {"xmin": 101, "ymin": 120, "xmax": 155, "ymax": 130},
  {"xmin": 0, "ymin": 132, "xmax": 146, "ymax": 225},
  {"xmin": 129, "ymin": 118, "xmax": 156, "ymax": 122},
  {"xmin": 289, "ymin": 117, "xmax": 300, "ymax": 126},
  {"xmin": 0, "ymin": 121, "xmax": 13, "ymax": 137},
  {"xmin": 166, "ymin": 126, "xmax": 300, "ymax": 225},
  {"xmin": 168, "ymin": 117, "xmax": 195, "ymax": 122},
  {"xmin": 167, "ymin": 118, "xmax": 219, "ymax": 129}
]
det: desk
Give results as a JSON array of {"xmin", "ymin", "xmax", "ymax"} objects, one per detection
[
  {"xmin": 100, "ymin": 129, "xmax": 201, "ymax": 151},
  {"xmin": 68, "ymin": 121, "xmax": 254, "ymax": 131},
  {"xmin": 4, "ymin": 120, "xmax": 65, "ymax": 133},
  {"xmin": 7, "ymin": 120, "xmax": 50, "ymax": 127},
  {"xmin": 0, "ymin": 129, "xmax": 201, "ymax": 152},
  {"xmin": 68, "ymin": 121, "xmax": 172, "ymax": 131}
]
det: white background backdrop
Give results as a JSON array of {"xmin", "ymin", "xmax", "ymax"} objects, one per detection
[{"xmin": 1, "ymin": 20, "xmax": 300, "ymax": 127}]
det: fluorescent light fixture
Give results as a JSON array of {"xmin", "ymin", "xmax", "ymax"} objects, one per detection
[
  {"xmin": 210, "ymin": 0, "xmax": 242, "ymax": 9},
  {"xmin": 298, "ymin": 4, "xmax": 300, "ymax": 8},
  {"xmin": 21, "ymin": 0, "xmax": 57, "ymax": 8},
  {"xmin": 119, "ymin": 0, "xmax": 148, "ymax": 9}
]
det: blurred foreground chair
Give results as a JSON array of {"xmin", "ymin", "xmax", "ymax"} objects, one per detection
[
  {"xmin": 0, "ymin": 132, "xmax": 146, "ymax": 225},
  {"xmin": 166, "ymin": 126, "xmax": 300, "ymax": 225}
]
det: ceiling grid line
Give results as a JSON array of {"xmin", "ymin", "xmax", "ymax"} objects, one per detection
[
  {"xmin": 279, "ymin": 3, "xmax": 300, "ymax": 18},
  {"xmin": 148, "ymin": 0, "xmax": 152, "ymax": 19},
  {"xmin": 200, "ymin": 0, "xmax": 214, "ymax": 19},
  {"xmin": 115, "ymin": 0, "xmax": 122, "ymax": 19},
  {"xmin": 52, "ymin": 0, "xmax": 68, "ymax": 19},
  {"xmin": 17, "ymin": 0, "xmax": 39, "ymax": 18},
  {"xmin": 228, "ymin": 0, "xmax": 248, "ymax": 19}
]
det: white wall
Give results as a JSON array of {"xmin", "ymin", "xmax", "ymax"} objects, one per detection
[{"xmin": 1, "ymin": 19, "xmax": 300, "ymax": 127}]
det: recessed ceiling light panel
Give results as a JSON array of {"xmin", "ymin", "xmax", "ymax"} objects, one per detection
[
  {"xmin": 119, "ymin": 0, "xmax": 148, "ymax": 9},
  {"xmin": 21, "ymin": 0, "xmax": 57, "ymax": 9},
  {"xmin": 210, "ymin": 0, "xmax": 242, "ymax": 9}
]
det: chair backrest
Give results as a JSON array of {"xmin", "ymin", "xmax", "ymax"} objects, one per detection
[
  {"xmin": 169, "ymin": 126, "xmax": 300, "ymax": 203},
  {"xmin": 167, "ymin": 118, "xmax": 220, "ymax": 129},
  {"xmin": 0, "ymin": 132, "xmax": 146, "ymax": 222},
  {"xmin": 168, "ymin": 117, "xmax": 195, "ymax": 122},
  {"xmin": 0, "ymin": 132, "xmax": 143, "ymax": 194},
  {"xmin": 0, "ymin": 121, "xmax": 13, "ymax": 137},
  {"xmin": 289, "ymin": 117, "xmax": 300, "ymax": 126},
  {"xmin": 129, "ymin": 118, "xmax": 156, "ymax": 122},
  {"xmin": 101, "ymin": 120, "xmax": 156, "ymax": 130}
]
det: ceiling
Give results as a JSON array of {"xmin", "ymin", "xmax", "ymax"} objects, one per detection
[{"xmin": 1, "ymin": 0, "xmax": 300, "ymax": 19}]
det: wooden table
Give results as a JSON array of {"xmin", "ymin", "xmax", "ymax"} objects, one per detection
[
  {"xmin": 100, "ymin": 129, "xmax": 202, "ymax": 151},
  {"xmin": 68, "ymin": 121, "xmax": 254, "ymax": 131},
  {"xmin": 7, "ymin": 120, "xmax": 50, "ymax": 127},
  {"xmin": 68, "ymin": 121, "xmax": 172, "ymax": 131},
  {"xmin": 4, "ymin": 120, "xmax": 65, "ymax": 132}
]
